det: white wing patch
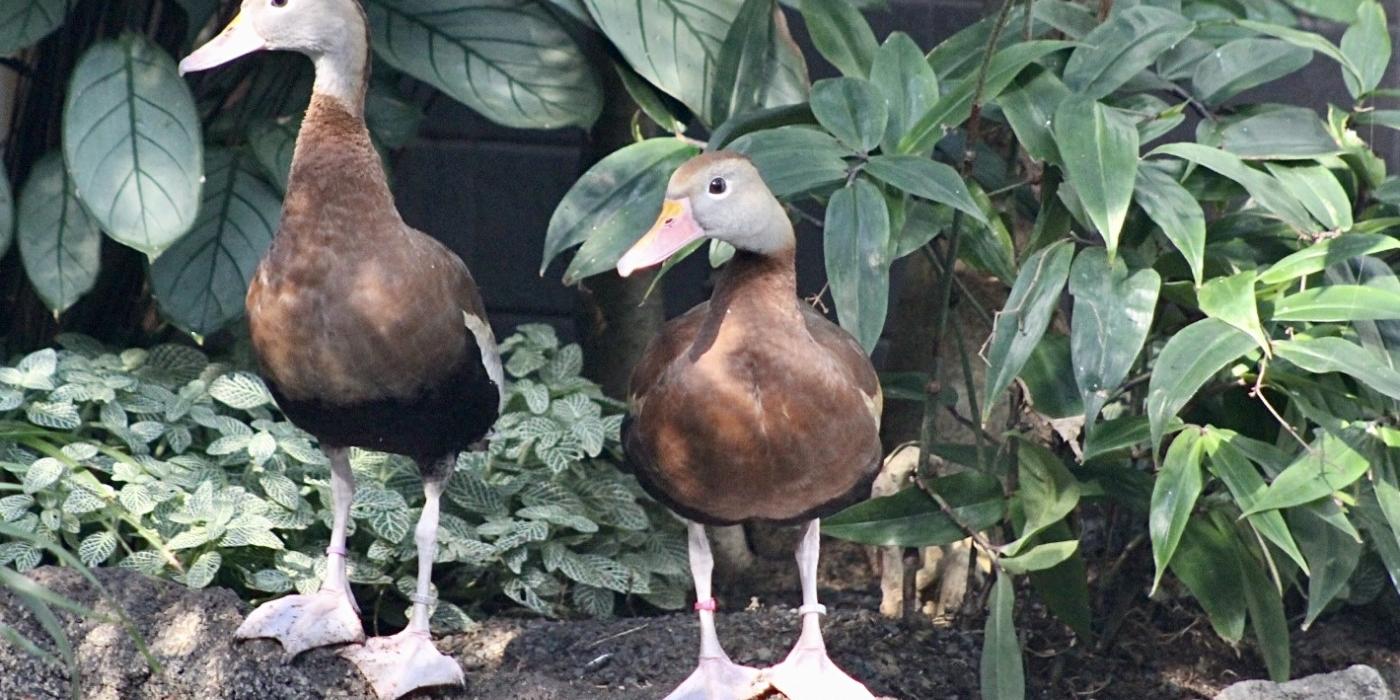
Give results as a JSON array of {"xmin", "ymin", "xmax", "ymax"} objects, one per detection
[{"xmin": 464, "ymin": 310, "xmax": 506, "ymax": 411}]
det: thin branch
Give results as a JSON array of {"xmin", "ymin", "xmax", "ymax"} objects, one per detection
[{"xmin": 1250, "ymin": 359, "xmax": 1310, "ymax": 450}]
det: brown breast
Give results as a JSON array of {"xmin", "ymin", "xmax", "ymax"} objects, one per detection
[{"xmin": 624, "ymin": 251, "xmax": 882, "ymax": 525}]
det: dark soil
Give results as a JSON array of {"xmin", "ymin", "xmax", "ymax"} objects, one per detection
[{"xmin": 1, "ymin": 538, "xmax": 1398, "ymax": 699}]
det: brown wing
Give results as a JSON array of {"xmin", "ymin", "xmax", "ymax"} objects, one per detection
[{"xmin": 800, "ymin": 303, "xmax": 882, "ymax": 427}]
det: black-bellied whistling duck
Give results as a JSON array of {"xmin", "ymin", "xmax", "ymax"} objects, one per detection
[
  {"xmin": 179, "ymin": 2, "xmax": 501, "ymax": 698},
  {"xmin": 617, "ymin": 152, "xmax": 882, "ymax": 700}
]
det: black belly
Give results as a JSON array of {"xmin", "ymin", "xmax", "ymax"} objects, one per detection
[{"xmin": 266, "ymin": 347, "xmax": 499, "ymax": 470}]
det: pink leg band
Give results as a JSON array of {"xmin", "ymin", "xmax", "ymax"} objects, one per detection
[
  {"xmin": 326, "ymin": 545, "xmax": 347, "ymax": 557},
  {"xmin": 694, "ymin": 598, "xmax": 717, "ymax": 612}
]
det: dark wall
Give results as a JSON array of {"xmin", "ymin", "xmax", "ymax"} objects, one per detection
[{"xmin": 386, "ymin": 0, "xmax": 1400, "ymax": 343}]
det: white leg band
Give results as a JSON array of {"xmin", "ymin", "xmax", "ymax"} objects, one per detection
[{"xmin": 798, "ymin": 603, "xmax": 827, "ymax": 616}]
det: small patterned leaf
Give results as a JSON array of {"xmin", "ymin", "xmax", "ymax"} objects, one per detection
[
  {"xmin": 185, "ymin": 551, "xmax": 222, "ymax": 589},
  {"xmin": 78, "ymin": 530, "xmax": 117, "ymax": 566},
  {"xmin": 208, "ymin": 372, "xmax": 273, "ymax": 409},
  {"xmin": 22, "ymin": 458, "xmax": 65, "ymax": 494}
]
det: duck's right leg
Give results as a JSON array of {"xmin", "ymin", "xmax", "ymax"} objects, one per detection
[
  {"xmin": 236, "ymin": 446, "xmax": 364, "ymax": 660},
  {"xmin": 664, "ymin": 521, "xmax": 765, "ymax": 700}
]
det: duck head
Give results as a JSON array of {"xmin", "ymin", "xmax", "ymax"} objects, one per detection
[
  {"xmin": 179, "ymin": 0, "xmax": 368, "ymax": 106},
  {"xmin": 617, "ymin": 152, "xmax": 794, "ymax": 277}
]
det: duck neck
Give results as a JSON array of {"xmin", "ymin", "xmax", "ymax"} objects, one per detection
[
  {"xmin": 309, "ymin": 9, "xmax": 370, "ymax": 113},
  {"xmin": 708, "ymin": 246, "xmax": 800, "ymax": 320}
]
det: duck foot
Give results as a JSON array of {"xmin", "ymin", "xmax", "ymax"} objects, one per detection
[
  {"xmin": 762, "ymin": 646, "xmax": 876, "ymax": 700},
  {"xmin": 664, "ymin": 656, "xmax": 766, "ymax": 700},
  {"xmin": 236, "ymin": 588, "xmax": 364, "ymax": 661},
  {"xmin": 339, "ymin": 628, "xmax": 464, "ymax": 700}
]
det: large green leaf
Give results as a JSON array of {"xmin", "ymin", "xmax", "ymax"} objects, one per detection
[
  {"xmin": 1006, "ymin": 439, "xmax": 1080, "ymax": 556},
  {"xmin": 1170, "ymin": 517, "xmax": 1247, "ymax": 642},
  {"xmin": 63, "ymin": 34, "xmax": 202, "ymax": 257},
  {"xmin": 728, "ymin": 126, "xmax": 849, "ymax": 198},
  {"xmin": 1149, "ymin": 428, "xmax": 1204, "ymax": 593},
  {"xmin": 1062, "ymin": 6, "xmax": 1195, "ymax": 99},
  {"xmin": 997, "ymin": 65, "xmax": 1070, "ymax": 164},
  {"xmin": 798, "ymin": 0, "xmax": 878, "ymax": 78},
  {"xmin": 1192, "ymin": 38, "xmax": 1313, "ymax": 106},
  {"xmin": 1262, "ymin": 162, "xmax": 1351, "ymax": 232},
  {"xmin": 1068, "ymin": 248, "xmax": 1160, "ymax": 424},
  {"xmin": 1284, "ymin": 0, "xmax": 1362, "ymax": 22},
  {"xmin": 1270, "ymin": 284, "xmax": 1400, "ymax": 321},
  {"xmin": 862, "ymin": 155, "xmax": 985, "ymax": 224},
  {"xmin": 810, "ymin": 77, "xmax": 887, "ymax": 153},
  {"xmin": 822, "ymin": 472, "xmax": 1005, "ymax": 546},
  {"xmin": 1146, "ymin": 318, "xmax": 1256, "ymax": 452},
  {"xmin": 150, "ymin": 150, "xmax": 279, "ymax": 337},
  {"xmin": 585, "ymin": 0, "xmax": 737, "ymax": 125},
  {"xmin": 900, "ymin": 40, "xmax": 1075, "ymax": 155},
  {"xmin": 1237, "ymin": 534, "xmax": 1290, "ymax": 682},
  {"xmin": 1217, "ymin": 107, "xmax": 1342, "ymax": 160},
  {"xmin": 246, "ymin": 117, "xmax": 298, "ymax": 194},
  {"xmin": 869, "ymin": 32, "xmax": 937, "ymax": 154},
  {"xmin": 1234, "ymin": 19, "xmax": 1364, "ymax": 91},
  {"xmin": 1000, "ymin": 540, "xmax": 1079, "ymax": 575},
  {"xmin": 1339, "ymin": 0, "xmax": 1390, "ymax": 98},
  {"xmin": 543, "ymin": 138, "xmax": 698, "ymax": 280},
  {"xmin": 0, "ymin": 0, "xmax": 72, "ymax": 54},
  {"xmin": 1202, "ymin": 430, "xmax": 1309, "ymax": 576},
  {"xmin": 1149, "ymin": 143, "xmax": 1317, "ymax": 234},
  {"xmin": 1198, "ymin": 270, "xmax": 1270, "ymax": 354},
  {"xmin": 1244, "ymin": 430, "xmax": 1370, "ymax": 515},
  {"xmin": 982, "ymin": 241, "xmax": 1074, "ymax": 422},
  {"xmin": 709, "ymin": 0, "xmax": 809, "ymax": 125},
  {"xmin": 980, "ymin": 574, "xmax": 1025, "ymax": 700},
  {"xmin": 825, "ymin": 178, "xmax": 891, "ymax": 352},
  {"xmin": 1018, "ymin": 333, "xmax": 1083, "ymax": 420},
  {"xmin": 366, "ymin": 0, "xmax": 600, "ymax": 130},
  {"xmin": 1052, "ymin": 97, "xmax": 1139, "ymax": 260},
  {"xmin": 1275, "ymin": 337, "xmax": 1400, "ymax": 401},
  {"xmin": 1134, "ymin": 164, "xmax": 1205, "ymax": 286},
  {"xmin": 1289, "ymin": 499, "xmax": 1362, "ymax": 630},
  {"xmin": 16, "ymin": 152, "xmax": 102, "ymax": 315}
]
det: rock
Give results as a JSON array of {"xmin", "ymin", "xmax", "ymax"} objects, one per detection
[{"xmin": 1215, "ymin": 665, "xmax": 1393, "ymax": 700}]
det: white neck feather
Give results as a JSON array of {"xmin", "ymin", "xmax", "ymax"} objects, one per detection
[{"xmin": 310, "ymin": 22, "xmax": 367, "ymax": 111}]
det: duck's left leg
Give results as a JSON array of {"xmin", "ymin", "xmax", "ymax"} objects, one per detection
[
  {"xmin": 341, "ymin": 470, "xmax": 463, "ymax": 700},
  {"xmin": 763, "ymin": 519, "xmax": 876, "ymax": 700}
]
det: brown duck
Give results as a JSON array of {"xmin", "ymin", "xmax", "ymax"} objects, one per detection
[
  {"xmin": 617, "ymin": 152, "xmax": 882, "ymax": 699},
  {"xmin": 179, "ymin": 2, "xmax": 501, "ymax": 698}
]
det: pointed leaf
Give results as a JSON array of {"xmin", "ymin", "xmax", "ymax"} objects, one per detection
[
  {"xmin": 1237, "ymin": 537, "xmax": 1290, "ymax": 682},
  {"xmin": 1198, "ymin": 269, "xmax": 1270, "ymax": 355},
  {"xmin": 1150, "ymin": 428, "xmax": 1204, "ymax": 593},
  {"xmin": 798, "ymin": 0, "xmax": 878, "ymax": 78},
  {"xmin": 1243, "ymin": 430, "xmax": 1370, "ymax": 514},
  {"xmin": 997, "ymin": 65, "xmax": 1070, "ymax": 164},
  {"xmin": 1260, "ymin": 234, "xmax": 1400, "ymax": 286},
  {"xmin": 150, "ymin": 149, "xmax": 278, "ymax": 336},
  {"xmin": 824, "ymin": 178, "xmax": 890, "ymax": 352},
  {"xmin": 366, "ymin": 0, "xmax": 601, "ymax": 130},
  {"xmin": 1001, "ymin": 540, "xmax": 1079, "ymax": 575},
  {"xmin": 1148, "ymin": 143, "xmax": 1317, "ymax": 233},
  {"xmin": 1134, "ymin": 164, "xmax": 1205, "ymax": 285},
  {"xmin": 823, "ymin": 472, "xmax": 1005, "ymax": 547},
  {"xmin": 543, "ymin": 138, "xmax": 698, "ymax": 278},
  {"xmin": 1203, "ymin": 430, "xmax": 1309, "ymax": 575},
  {"xmin": 1271, "ymin": 284, "xmax": 1400, "ymax": 321},
  {"xmin": 64, "ymin": 34, "xmax": 202, "ymax": 255},
  {"xmin": 1234, "ymin": 19, "xmax": 1363, "ymax": 91},
  {"xmin": 16, "ymin": 151, "xmax": 101, "ymax": 314},
  {"xmin": 980, "ymin": 574, "xmax": 1024, "ymax": 700},
  {"xmin": 1192, "ymin": 38, "xmax": 1313, "ymax": 106},
  {"xmin": 1171, "ymin": 517, "xmax": 1247, "ymax": 642},
  {"xmin": 1052, "ymin": 97, "xmax": 1139, "ymax": 259},
  {"xmin": 1218, "ymin": 107, "xmax": 1341, "ymax": 160},
  {"xmin": 1068, "ymin": 248, "xmax": 1160, "ymax": 423},
  {"xmin": 983, "ymin": 241, "xmax": 1074, "ymax": 421},
  {"xmin": 1062, "ymin": 6, "xmax": 1195, "ymax": 99},
  {"xmin": 1275, "ymin": 336, "xmax": 1400, "ymax": 401},
  {"xmin": 729, "ymin": 126, "xmax": 849, "ymax": 198},
  {"xmin": 709, "ymin": 0, "xmax": 809, "ymax": 125},
  {"xmin": 810, "ymin": 77, "xmax": 887, "ymax": 153},
  {"xmin": 1006, "ymin": 439, "xmax": 1080, "ymax": 556},
  {"xmin": 1340, "ymin": 0, "xmax": 1389, "ymax": 98},
  {"xmin": 1146, "ymin": 318, "xmax": 1256, "ymax": 452},
  {"xmin": 1289, "ymin": 500, "xmax": 1362, "ymax": 629},
  {"xmin": 869, "ymin": 32, "xmax": 938, "ymax": 154},
  {"xmin": 863, "ymin": 155, "xmax": 985, "ymax": 224}
]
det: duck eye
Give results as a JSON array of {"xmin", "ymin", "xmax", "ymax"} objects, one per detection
[
  {"xmin": 708, "ymin": 177, "xmax": 727, "ymax": 195},
  {"xmin": 271, "ymin": 0, "xmax": 288, "ymax": 7}
]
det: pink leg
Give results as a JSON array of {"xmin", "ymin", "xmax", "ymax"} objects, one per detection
[
  {"xmin": 763, "ymin": 519, "xmax": 875, "ymax": 700},
  {"xmin": 664, "ymin": 522, "xmax": 764, "ymax": 700},
  {"xmin": 340, "ymin": 475, "xmax": 463, "ymax": 699},
  {"xmin": 236, "ymin": 447, "xmax": 364, "ymax": 659}
]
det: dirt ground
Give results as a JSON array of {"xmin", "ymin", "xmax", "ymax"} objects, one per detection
[{"xmin": 1, "ymin": 538, "xmax": 1398, "ymax": 699}]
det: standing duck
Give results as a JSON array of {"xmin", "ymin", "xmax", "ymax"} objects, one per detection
[
  {"xmin": 617, "ymin": 152, "xmax": 882, "ymax": 700},
  {"xmin": 179, "ymin": 1, "xmax": 502, "ymax": 698}
]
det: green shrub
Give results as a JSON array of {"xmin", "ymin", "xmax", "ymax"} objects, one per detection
[{"xmin": 0, "ymin": 326, "xmax": 687, "ymax": 630}]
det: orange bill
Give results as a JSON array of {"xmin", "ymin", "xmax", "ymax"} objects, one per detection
[
  {"xmin": 617, "ymin": 199, "xmax": 704, "ymax": 277},
  {"xmin": 179, "ymin": 11, "xmax": 267, "ymax": 75}
]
